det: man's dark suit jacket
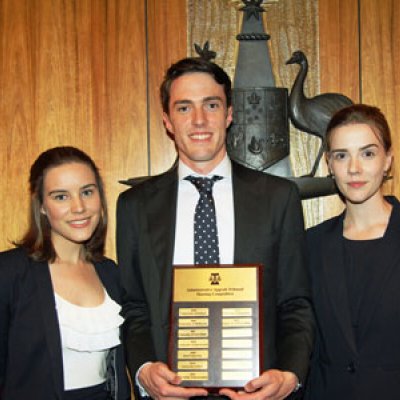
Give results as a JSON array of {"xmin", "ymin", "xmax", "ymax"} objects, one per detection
[
  {"xmin": 117, "ymin": 161, "xmax": 314, "ymax": 398},
  {"xmin": 305, "ymin": 196, "xmax": 400, "ymax": 400},
  {"xmin": 0, "ymin": 247, "xmax": 130, "ymax": 400}
]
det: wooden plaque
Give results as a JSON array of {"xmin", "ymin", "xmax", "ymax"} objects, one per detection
[{"xmin": 169, "ymin": 265, "xmax": 263, "ymax": 391}]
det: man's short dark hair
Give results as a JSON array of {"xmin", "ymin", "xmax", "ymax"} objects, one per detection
[{"xmin": 160, "ymin": 57, "xmax": 232, "ymax": 114}]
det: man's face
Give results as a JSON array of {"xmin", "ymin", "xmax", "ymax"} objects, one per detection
[{"xmin": 163, "ymin": 72, "xmax": 233, "ymax": 174}]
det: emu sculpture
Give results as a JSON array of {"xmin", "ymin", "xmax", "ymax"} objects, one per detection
[{"xmin": 286, "ymin": 50, "xmax": 353, "ymax": 176}]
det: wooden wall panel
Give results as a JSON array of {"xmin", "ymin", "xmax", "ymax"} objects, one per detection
[
  {"xmin": 147, "ymin": 0, "xmax": 187, "ymax": 175},
  {"xmin": 360, "ymin": 0, "xmax": 400, "ymax": 197},
  {"xmin": 319, "ymin": 0, "xmax": 400, "ymax": 212},
  {"xmin": 95, "ymin": 0, "xmax": 148, "ymax": 258},
  {"xmin": 318, "ymin": 0, "xmax": 360, "ymax": 219},
  {"xmin": 0, "ymin": 0, "xmax": 148, "ymax": 258},
  {"xmin": 319, "ymin": 0, "xmax": 360, "ymax": 102},
  {"xmin": 0, "ymin": 0, "xmax": 33, "ymax": 242}
]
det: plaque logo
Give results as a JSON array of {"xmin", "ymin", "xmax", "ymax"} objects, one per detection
[{"xmin": 209, "ymin": 272, "xmax": 221, "ymax": 285}]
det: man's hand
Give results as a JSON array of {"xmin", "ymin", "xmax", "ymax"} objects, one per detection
[
  {"xmin": 219, "ymin": 369, "xmax": 298, "ymax": 400},
  {"xmin": 138, "ymin": 362, "xmax": 208, "ymax": 400}
]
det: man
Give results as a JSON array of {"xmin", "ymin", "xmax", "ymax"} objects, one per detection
[{"xmin": 117, "ymin": 57, "xmax": 314, "ymax": 400}]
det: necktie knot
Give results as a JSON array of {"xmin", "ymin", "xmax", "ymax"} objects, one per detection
[{"xmin": 185, "ymin": 175, "xmax": 222, "ymax": 195}]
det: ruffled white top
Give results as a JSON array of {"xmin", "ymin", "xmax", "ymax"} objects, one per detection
[{"xmin": 55, "ymin": 290, "xmax": 124, "ymax": 390}]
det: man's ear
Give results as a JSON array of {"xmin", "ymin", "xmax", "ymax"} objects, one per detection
[
  {"xmin": 226, "ymin": 106, "xmax": 233, "ymax": 128},
  {"xmin": 162, "ymin": 112, "xmax": 174, "ymax": 134}
]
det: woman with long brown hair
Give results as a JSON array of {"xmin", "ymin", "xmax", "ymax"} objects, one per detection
[{"xmin": 0, "ymin": 146, "xmax": 130, "ymax": 400}]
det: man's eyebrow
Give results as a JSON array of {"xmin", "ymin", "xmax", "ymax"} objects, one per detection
[
  {"xmin": 203, "ymin": 96, "xmax": 224, "ymax": 102},
  {"xmin": 48, "ymin": 189, "xmax": 68, "ymax": 196},
  {"xmin": 172, "ymin": 96, "xmax": 224, "ymax": 106},
  {"xmin": 172, "ymin": 100, "xmax": 192, "ymax": 105}
]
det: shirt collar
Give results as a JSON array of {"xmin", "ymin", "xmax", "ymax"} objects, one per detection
[{"xmin": 178, "ymin": 154, "xmax": 232, "ymax": 180}]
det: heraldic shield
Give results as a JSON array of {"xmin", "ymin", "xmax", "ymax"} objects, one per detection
[{"xmin": 227, "ymin": 87, "xmax": 289, "ymax": 171}]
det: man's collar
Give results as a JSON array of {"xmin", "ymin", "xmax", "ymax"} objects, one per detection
[{"xmin": 178, "ymin": 155, "xmax": 232, "ymax": 180}]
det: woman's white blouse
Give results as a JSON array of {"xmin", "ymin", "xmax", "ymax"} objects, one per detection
[{"xmin": 55, "ymin": 290, "xmax": 124, "ymax": 390}]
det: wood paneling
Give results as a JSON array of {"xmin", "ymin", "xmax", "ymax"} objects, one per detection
[
  {"xmin": 319, "ymin": 0, "xmax": 360, "ymax": 102},
  {"xmin": 0, "ymin": 0, "xmax": 148, "ymax": 258},
  {"xmin": 0, "ymin": 0, "xmax": 187, "ymax": 257},
  {"xmin": 147, "ymin": 0, "xmax": 187, "ymax": 175},
  {"xmin": 319, "ymin": 0, "xmax": 400, "ymax": 213},
  {"xmin": 360, "ymin": 0, "xmax": 400, "ymax": 196},
  {"xmin": 318, "ymin": 0, "xmax": 359, "ymax": 219},
  {"xmin": 0, "ymin": 0, "xmax": 33, "ymax": 243}
]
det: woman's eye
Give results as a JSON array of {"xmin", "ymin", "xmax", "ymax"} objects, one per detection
[
  {"xmin": 82, "ymin": 188, "xmax": 95, "ymax": 197},
  {"xmin": 362, "ymin": 150, "xmax": 375, "ymax": 158},
  {"xmin": 332, "ymin": 152, "xmax": 347, "ymax": 161},
  {"xmin": 52, "ymin": 193, "xmax": 68, "ymax": 201}
]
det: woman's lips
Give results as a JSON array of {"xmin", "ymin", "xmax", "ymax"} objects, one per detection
[
  {"xmin": 68, "ymin": 218, "xmax": 91, "ymax": 228},
  {"xmin": 348, "ymin": 181, "xmax": 366, "ymax": 189}
]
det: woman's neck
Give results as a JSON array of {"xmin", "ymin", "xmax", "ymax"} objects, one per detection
[
  {"xmin": 52, "ymin": 238, "xmax": 85, "ymax": 265},
  {"xmin": 344, "ymin": 195, "xmax": 392, "ymax": 240}
]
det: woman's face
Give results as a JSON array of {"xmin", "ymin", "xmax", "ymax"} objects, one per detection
[
  {"xmin": 41, "ymin": 162, "xmax": 102, "ymax": 249},
  {"xmin": 327, "ymin": 123, "xmax": 392, "ymax": 205}
]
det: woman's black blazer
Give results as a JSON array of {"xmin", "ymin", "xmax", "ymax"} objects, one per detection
[
  {"xmin": 305, "ymin": 196, "xmax": 400, "ymax": 400},
  {"xmin": 0, "ymin": 247, "xmax": 130, "ymax": 400}
]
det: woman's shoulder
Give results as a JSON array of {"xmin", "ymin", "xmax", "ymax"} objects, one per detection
[
  {"xmin": 0, "ymin": 246, "xmax": 30, "ymax": 268},
  {"xmin": 0, "ymin": 245, "xmax": 26, "ymax": 257},
  {"xmin": 94, "ymin": 257, "xmax": 119, "ymax": 283},
  {"xmin": 386, "ymin": 196, "xmax": 400, "ymax": 218},
  {"xmin": 0, "ymin": 247, "xmax": 33, "ymax": 294},
  {"xmin": 307, "ymin": 214, "xmax": 343, "ymax": 240},
  {"xmin": 95, "ymin": 256, "xmax": 117, "ymax": 269}
]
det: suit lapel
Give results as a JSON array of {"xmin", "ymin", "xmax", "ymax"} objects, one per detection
[
  {"xmin": 321, "ymin": 215, "xmax": 357, "ymax": 354},
  {"xmin": 32, "ymin": 260, "xmax": 64, "ymax": 398},
  {"xmin": 143, "ymin": 166, "xmax": 178, "ymax": 317},
  {"xmin": 231, "ymin": 163, "xmax": 261, "ymax": 263},
  {"xmin": 356, "ymin": 199, "xmax": 400, "ymax": 343}
]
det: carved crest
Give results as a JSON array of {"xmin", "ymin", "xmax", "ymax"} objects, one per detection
[{"xmin": 228, "ymin": 87, "xmax": 289, "ymax": 170}]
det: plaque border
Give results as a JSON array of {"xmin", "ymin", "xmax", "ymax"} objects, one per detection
[{"xmin": 168, "ymin": 264, "xmax": 263, "ymax": 391}]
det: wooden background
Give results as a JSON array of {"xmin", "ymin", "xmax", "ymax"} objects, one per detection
[
  {"xmin": 0, "ymin": 0, "xmax": 185, "ymax": 257},
  {"xmin": 320, "ymin": 0, "xmax": 399, "ymax": 197},
  {"xmin": 1, "ymin": 0, "xmax": 399, "ymax": 260}
]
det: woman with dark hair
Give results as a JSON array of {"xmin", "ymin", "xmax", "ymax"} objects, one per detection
[
  {"xmin": 0, "ymin": 146, "xmax": 130, "ymax": 400},
  {"xmin": 305, "ymin": 104, "xmax": 400, "ymax": 399}
]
